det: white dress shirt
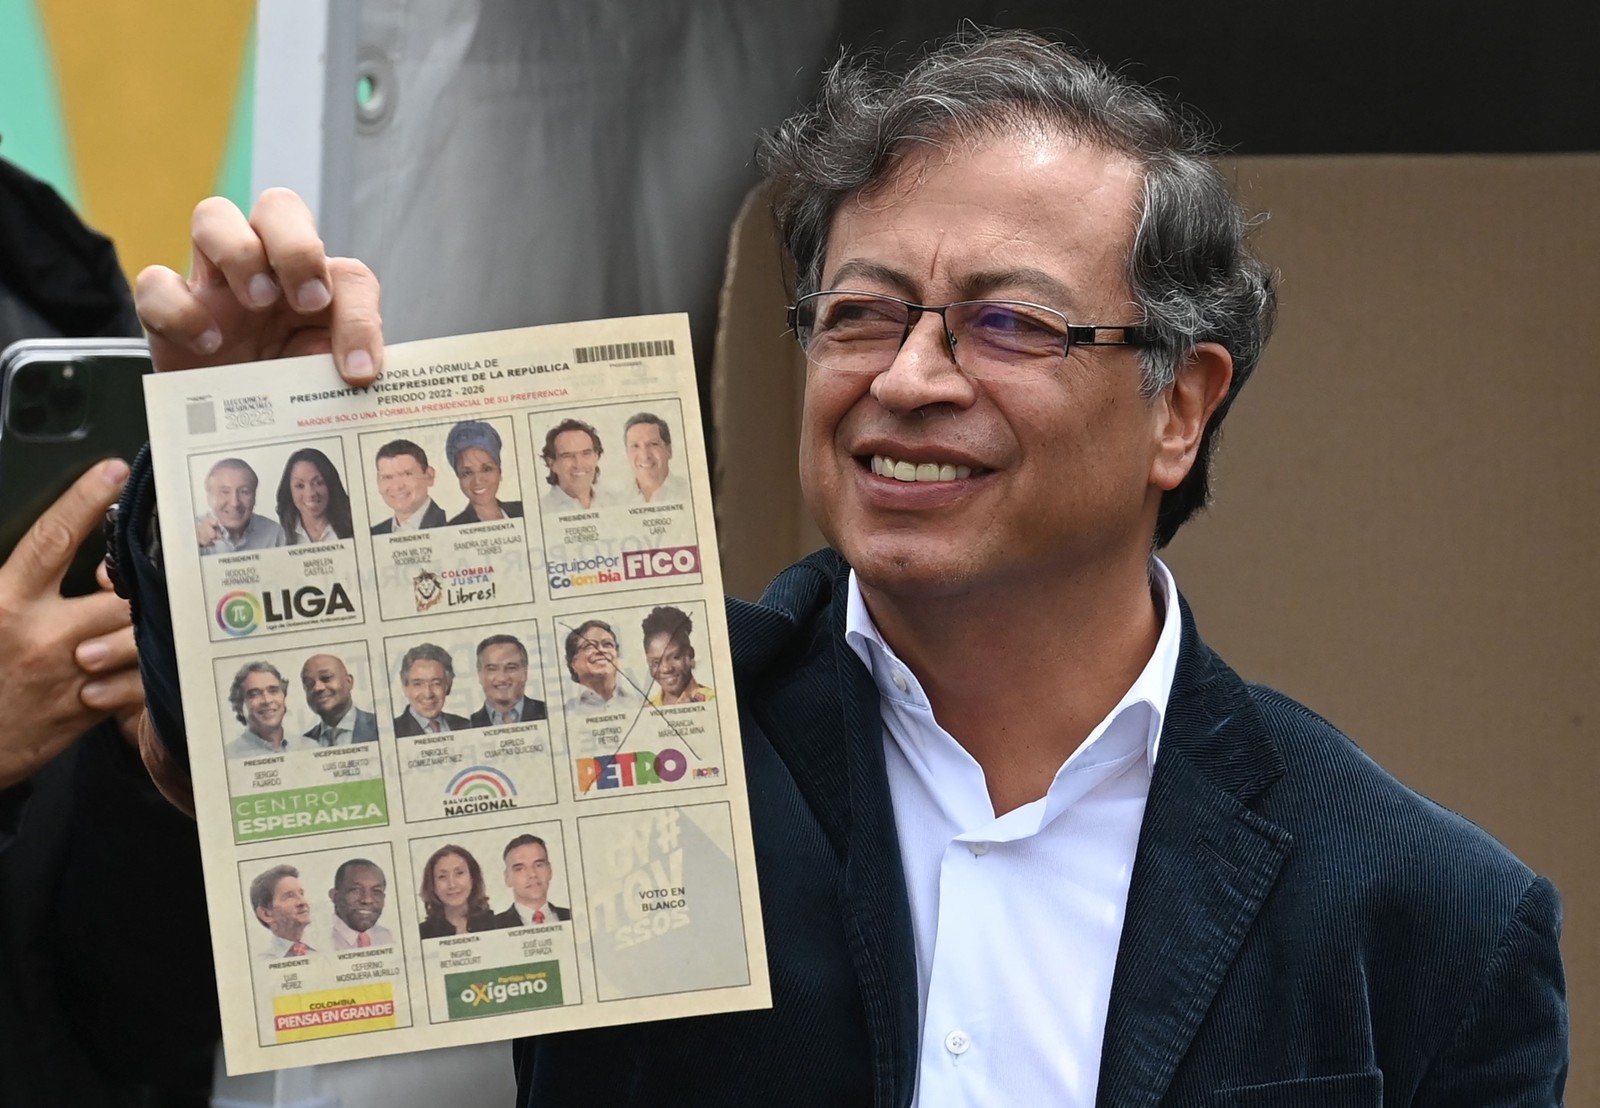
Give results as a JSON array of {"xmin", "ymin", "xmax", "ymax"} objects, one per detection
[{"xmin": 845, "ymin": 559, "xmax": 1181, "ymax": 1108}]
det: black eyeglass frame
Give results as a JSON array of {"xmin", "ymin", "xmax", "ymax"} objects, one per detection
[{"xmin": 786, "ymin": 289, "xmax": 1153, "ymax": 371}]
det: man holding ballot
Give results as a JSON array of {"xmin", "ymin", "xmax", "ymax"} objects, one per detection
[{"xmin": 123, "ymin": 29, "xmax": 1565, "ymax": 1107}]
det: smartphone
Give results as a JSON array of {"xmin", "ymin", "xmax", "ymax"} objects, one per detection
[{"xmin": 0, "ymin": 338, "xmax": 152, "ymax": 596}]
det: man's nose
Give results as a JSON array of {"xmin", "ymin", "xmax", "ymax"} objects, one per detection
[{"xmin": 869, "ymin": 312, "xmax": 977, "ymax": 414}]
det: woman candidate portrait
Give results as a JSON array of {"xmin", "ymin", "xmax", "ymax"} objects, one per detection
[
  {"xmin": 445, "ymin": 420, "xmax": 522, "ymax": 525},
  {"xmin": 417, "ymin": 843, "xmax": 497, "ymax": 938},
  {"xmin": 276, "ymin": 447, "xmax": 354, "ymax": 543}
]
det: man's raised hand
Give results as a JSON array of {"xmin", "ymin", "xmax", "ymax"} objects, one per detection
[{"xmin": 134, "ymin": 188, "xmax": 384, "ymax": 384}]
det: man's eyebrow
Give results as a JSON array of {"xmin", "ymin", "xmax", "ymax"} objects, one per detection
[{"xmin": 823, "ymin": 261, "xmax": 1083, "ymax": 313}]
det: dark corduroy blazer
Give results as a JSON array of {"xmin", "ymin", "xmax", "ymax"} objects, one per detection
[{"xmin": 120, "ymin": 472, "xmax": 1566, "ymax": 1106}]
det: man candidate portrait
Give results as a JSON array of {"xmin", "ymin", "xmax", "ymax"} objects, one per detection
[
  {"xmin": 126, "ymin": 28, "xmax": 1566, "ymax": 1108},
  {"xmin": 249, "ymin": 863, "xmax": 315, "ymax": 960},
  {"xmin": 623, "ymin": 412, "xmax": 690, "ymax": 505},
  {"xmin": 195, "ymin": 457, "xmax": 284, "ymax": 554},
  {"xmin": 299, "ymin": 652, "xmax": 379, "ymax": 745},
  {"xmin": 540, "ymin": 418, "xmax": 606, "ymax": 510},
  {"xmin": 561, "ymin": 619, "xmax": 639, "ymax": 715},
  {"xmin": 491, "ymin": 834, "xmax": 570, "ymax": 927},
  {"xmin": 469, "ymin": 634, "xmax": 548, "ymax": 727},
  {"xmin": 370, "ymin": 439, "xmax": 446, "ymax": 534},
  {"xmin": 329, "ymin": 857, "xmax": 394, "ymax": 950},
  {"xmin": 392, "ymin": 643, "xmax": 471, "ymax": 737},
  {"xmin": 225, "ymin": 661, "xmax": 315, "ymax": 759}
]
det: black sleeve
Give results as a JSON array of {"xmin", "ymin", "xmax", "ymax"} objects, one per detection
[{"xmin": 114, "ymin": 444, "xmax": 192, "ymax": 772}]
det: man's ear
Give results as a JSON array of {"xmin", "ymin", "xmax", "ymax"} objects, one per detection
[{"xmin": 1150, "ymin": 341, "xmax": 1233, "ymax": 492}]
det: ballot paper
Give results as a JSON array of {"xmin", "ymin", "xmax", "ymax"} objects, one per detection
[{"xmin": 145, "ymin": 316, "xmax": 769, "ymax": 1074}]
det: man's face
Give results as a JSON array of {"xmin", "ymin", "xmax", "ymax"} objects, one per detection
[
  {"xmin": 241, "ymin": 670, "xmax": 287, "ymax": 735},
  {"xmin": 403, "ymin": 659, "xmax": 451, "ymax": 719},
  {"xmin": 504, "ymin": 843, "xmax": 552, "ymax": 907},
  {"xmin": 645, "ymin": 631, "xmax": 694, "ymax": 698},
  {"xmin": 799, "ymin": 133, "xmax": 1163, "ymax": 600},
  {"xmin": 570, "ymin": 626, "xmax": 618, "ymax": 689},
  {"xmin": 626, "ymin": 423, "xmax": 672, "ymax": 491},
  {"xmin": 258, "ymin": 875, "xmax": 311, "ymax": 939},
  {"xmin": 547, "ymin": 430, "xmax": 598, "ymax": 498},
  {"xmin": 376, "ymin": 453, "xmax": 435, "ymax": 517},
  {"xmin": 301, "ymin": 654, "xmax": 355, "ymax": 722},
  {"xmin": 330, "ymin": 863, "xmax": 387, "ymax": 933},
  {"xmin": 478, "ymin": 642, "xmax": 529, "ymax": 712},
  {"xmin": 206, "ymin": 465, "xmax": 257, "ymax": 531}
]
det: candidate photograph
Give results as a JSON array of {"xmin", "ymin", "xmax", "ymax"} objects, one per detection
[
  {"xmin": 416, "ymin": 843, "xmax": 497, "ymax": 939},
  {"xmin": 639, "ymin": 604, "xmax": 715, "ymax": 706},
  {"xmin": 445, "ymin": 418, "xmax": 524, "ymax": 525},
  {"xmin": 538, "ymin": 417, "xmax": 607, "ymax": 512},
  {"xmin": 121, "ymin": 23, "xmax": 1576, "ymax": 1108},
  {"xmin": 390, "ymin": 641, "xmax": 472, "ymax": 736},
  {"xmin": 328, "ymin": 857, "xmax": 395, "ymax": 950},
  {"xmin": 491, "ymin": 833, "xmax": 571, "ymax": 928},
  {"xmin": 276, "ymin": 446, "xmax": 355, "ymax": 544},
  {"xmin": 621, "ymin": 411, "xmax": 690, "ymax": 506},
  {"xmin": 193, "ymin": 456, "xmax": 284, "ymax": 555},
  {"xmin": 558, "ymin": 618, "xmax": 643, "ymax": 717},
  {"xmin": 247, "ymin": 862, "xmax": 317, "ymax": 961}
]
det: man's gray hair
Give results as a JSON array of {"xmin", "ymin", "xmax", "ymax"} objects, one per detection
[
  {"xmin": 399, "ymin": 642, "xmax": 455, "ymax": 683},
  {"xmin": 757, "ymin": 29, "xmax": 1277, "ymax": 546}
]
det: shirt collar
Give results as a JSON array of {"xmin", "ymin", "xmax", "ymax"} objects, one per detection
[{"xmin": 843, "ymin": 557, "xmax": 1182, "ymax": 773}]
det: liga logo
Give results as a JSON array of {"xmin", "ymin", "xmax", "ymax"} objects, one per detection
[
  {"xmin": 443, "ymin": 765, "xmax": 518, "ymax": 817},
  {"xmin": 216, "ymin": 590, "xmax": 263, "ymax": 636},
  {"xmin": 215, "ymin": 583, "xmax": 357, "ymax": 637}
]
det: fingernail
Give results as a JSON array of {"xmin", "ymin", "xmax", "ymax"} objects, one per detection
[
  {"xmin": 196, "ymin": 328, "xmax": 223, "ymax": 354},
  {"xmin": 78, "ymin": 642, "xmax": 110, "ymax": 668},
  {"xmin": 247, "ymin": 273, "xmax": 280, "ymax": 308},
  {"xmin": 345, "ymin": 348, "xmax": 374, "ymax": 378},
  {"xmin": 81, "ymin": 679, "xmax": 109, "ymax": 706},
  {"xmin": 296, "ymin": 278, "xmax": 331, "ymax": 311},
  {"xmin": 99, "ymin": 458, "xmax": 130, "ymax": 486}
]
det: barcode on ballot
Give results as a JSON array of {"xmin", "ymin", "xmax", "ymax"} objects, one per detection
[
  {"xmin": 186, "ymin": 400, "xmax": 216, "ymax": 434},
  {"xmin": 573, "ymin": 338, "xmax": 676, "ymax": 364}
]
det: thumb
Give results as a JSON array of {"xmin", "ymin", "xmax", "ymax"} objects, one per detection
[{"xmin": 0, "ymin": 459, "xmax": 129, "ymax": 592}]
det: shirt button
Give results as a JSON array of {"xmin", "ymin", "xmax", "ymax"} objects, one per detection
[
  {"xmin": 968, "ymin": 841, "xmax": 989, "ymax": 856},
  {"xmin": 944, "ymin": 1029, "xmax": 971, "ymax": 1055},
  {"xmin": 890, "ymin": 669, "xmax": 910, "ymax": 693}
]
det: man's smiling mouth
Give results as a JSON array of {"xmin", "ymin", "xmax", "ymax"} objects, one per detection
[{"xmin": 870, "ymin": 454, "xmax": 975, "ymax": 482}]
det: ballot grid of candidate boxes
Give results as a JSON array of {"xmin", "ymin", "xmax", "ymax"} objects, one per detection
[
  {"xmin": 201, "ymin": 397, "xmax": 747, "ymax": 1047},
  {"xmin": 236, "ymin": 800, "xmax": 755, "ymax": 1046}
]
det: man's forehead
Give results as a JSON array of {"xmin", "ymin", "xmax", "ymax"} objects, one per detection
[
  {"xmin": 208, "ymin": 465, "xmax": 255, "ymax": 487},
  {"xmin": 378, "ymin": 456, "xmax": 422, "ymax": 474},
  {"xmin": 341, "ymin": 864, "xmax": 384, "ymax": 886},
  {"xmin": 824, "ymin": 131, "xmax": 1141, "ymax": 310},
  {"xmin": 303, "ymin": 655, "xmax": 348, "ymax": 678},
  {"xmin": 244, "ymin": 671, "xmax": 282, "ymax": 690}
]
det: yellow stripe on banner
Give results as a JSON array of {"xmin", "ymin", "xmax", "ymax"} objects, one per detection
[{"xmin": 36, "ymin": 0, "xmax": 254, "ymax": 277}]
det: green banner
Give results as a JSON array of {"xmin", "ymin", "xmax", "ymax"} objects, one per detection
[
  {"xmin": 445, "ymin": 961, "xmax": 564, "ymax": 1020},
  {"xmin": 232, "ymin": 779, "xmax": 389, "ymax": 843}
]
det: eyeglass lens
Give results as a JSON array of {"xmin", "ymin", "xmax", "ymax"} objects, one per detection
[{"xmin": 795, "ymin": 292, "xmax": 1070, "ymax": 376}]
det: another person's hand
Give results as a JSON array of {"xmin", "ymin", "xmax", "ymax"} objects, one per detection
[
  {"xmin": 0, "ymin": 461, "xmax": 135, "ymax": 789},
  {"xmin": 134, "ymin": 188, "xmax": 384, "ymax": 383}
]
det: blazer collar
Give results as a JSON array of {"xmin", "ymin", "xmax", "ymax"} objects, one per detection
[
  {"xmin": 734, "ymin": 550, "xmax": 919, "ymax": 1106},
  {"xmin": 1095, "ymin": 597, "xmax": 1292, "ymax": 1107}
]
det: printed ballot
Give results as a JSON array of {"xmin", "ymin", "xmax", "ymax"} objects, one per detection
[{"xmin": 146, "ymin": 316, "xmax": 769, "ymax": 1073}]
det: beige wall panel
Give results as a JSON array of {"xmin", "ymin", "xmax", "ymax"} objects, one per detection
[{"xmin": 711, "ymin": 155, "xmax": 1597, "ymax": 1099}]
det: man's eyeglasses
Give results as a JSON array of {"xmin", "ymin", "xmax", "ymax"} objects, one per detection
[{"xmin": 788, "ymin": 290, "xmax": 1150, "ymax": 380}]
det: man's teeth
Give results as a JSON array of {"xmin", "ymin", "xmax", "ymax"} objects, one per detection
[{"xmin": 870, "ymin": 455, "xmax": 973, "ymax": 482}]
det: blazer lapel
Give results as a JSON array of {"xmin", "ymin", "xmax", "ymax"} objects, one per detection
[
  {"xmin": 1096, "ymin": 603, "xmax": 1293, "ymax": 1108},
  {"xmin": 731, "ymin": 554, "xmax": 918, "ymax": 1107}
]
